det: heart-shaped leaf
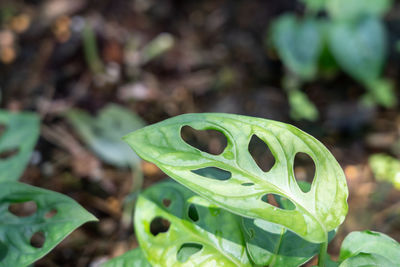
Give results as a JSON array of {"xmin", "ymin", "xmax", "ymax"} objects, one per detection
[
  {"xmin": 0, "ymin": 110, "xmax": 40, "ymax": 182},
  {"xmin": 103, "ymin": 247, "xmax": 151, "ymax": 267},
  {"xmin": 328, "ymin": 17, "xmax": 387, "ymax": 84},
  {"xmin": 0, "ymin": 182, "xmax": 97, "ymax": 267},
  {"xmin": 271, "ymin": 14, "xmax": 323, "ymax": 80},
  {"xmin": 326, "ymin": 0, "xmax": 392, "ymax": 21},
  {"xmin": 339, "ymin": 231, "xmax": 400, "ymax": 265},
  {"xmin": 66, "ymin": 104, "xmax": 145, "ymax": 168},
  {"xmin": 134, "ymin": 181, "xmax": 251, "ymax": 266},
  {"xmin": 124, "ymin": 113, "xmax": 348, "ymax": 243}
]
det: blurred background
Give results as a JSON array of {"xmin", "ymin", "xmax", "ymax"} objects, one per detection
[{"xmin": 1, "ymin": 0, "xmax": 400, "ymax": 266}]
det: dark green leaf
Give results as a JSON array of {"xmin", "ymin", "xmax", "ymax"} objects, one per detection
[
  {"xmin": 0, "ymin": 182, "xmax": 97, "ymax": 267},
  {"xmin": 328, "ymin": 17, "xmax": 386, "ymax": 84},
  {"xmin": 0, "ymin": 110, "xmax": 39, "ymax": 182},
  {"xmin": 66, "ymin": 104, "xmax": 145, "ymax": 168},
  {"xmin": 124, "ymin": 113, "xmax": 349, "ymax": 243},
  {"xmin": 103, "ymin": 247, "xmax": 151, "ymax": 267},
  {"xmin": 134, "ymin": 181, "xmax": 251, "ymax": 266},
  {"xmin": 271, "ymin": 15, "xmax": 323, "ymax": 80},
  {"xmin": 339, "ymin": 230, "xmax": 400, "ymax": 264}
]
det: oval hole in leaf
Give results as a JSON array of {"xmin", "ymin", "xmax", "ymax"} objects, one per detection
[
  {"xmin": 188, "ymin": 204, "xmax": 199, "ymax": 222},
  {"xmin": 0, "ymin": 241, "xmax": 7, "ymax": 261},
  {"xmin": 248, "ymin": 135, "xmax": 275, "ymax": 172},
  {"xmin": 261, "ymin": 194, "xmax": 296, "ymax": 210},
  {"xmin": 241, "ymin": 182, "xmax": 254, "ymax": 186},
  {"xmin": 162, "ymin": 199, "xmax": 171, "ymax": 208},
  {"xmin": 8, "ymin": 201, "xmax": 37, "ymax": 217},
  {"xmin": 191, "ymin": 167, "xmax": 231, "ymax": 181},
  {"xmin": 0, "ymin": 148, "xmax": 19, "ymax": 159},
  {"xmin": 30, "ymin": 231, "xmax": 45, "ymax": 248},
  {"xmin": 181, "ymin": 126, "xmax": 227, "ymax": 155},
  {"xmin": 294, "ymin": 152, "xmax": 315, "ymax": 193},
  {"xmin": 177, "ymin": 243, "xmax": 203, "ymax": 262},
  {"xmin": 45, "ymin": 209, "xmax": 58, "ymax": 219},
  {"xmin": 150, "ymin": 217, "xmax": 171, "ymax": 236}
]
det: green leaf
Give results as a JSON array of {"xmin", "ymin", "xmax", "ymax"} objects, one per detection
[
  {"xmin": 287, "ymin": 89, "xmax": 319, "ymax": 121},
  {"xmin": 339, "ymin": 230, "xmax": 400, "ymax": 264},
  {"xmin": 134, "ymin": 181, "xmax": 251, "ymax": 266},
  {"xmin": 369, "ymin": 154, "xmax": 400, "ymax": 190},
  {"xmin": 271, "ymin": 14, "xmax": 323, "ymax": 80},
  {"xmin": 0, "ymin": 182, "xmax": 97, "ymax": 267},
  {"xmin": 66, "ymin": 104, "xmax": 145, "ymax": 168},
  {"xmin": 365, "ymin": 79, "xmax": 396, "ymax": 108},
  {"xmin": 242, "ymin": 217, "xmax": 335, "ymax": 266},
  {"xmin": 124, "ymin": 113, "xmax": 349, "ymax": 243},
  {"xmin": 339, "ymin": 253, "xmax": 394, "ymax": 267},
  {"xmin": 326, "ymin": 0, "xmax": 392, "ymax": 21},
  {"xmin": 103, "ymin": 247, "xmax": 151, "ymax": 267},
  {"xmin": 0, "ymin": 110, "xmax": 40, "ymax": 182},
  {"xmin": 300, "ymin": 0, "xmax": 327, "ymax": 12},
  {"xmin": 328, "ymin": 17, "xmax": 387, "ymax": 84}
]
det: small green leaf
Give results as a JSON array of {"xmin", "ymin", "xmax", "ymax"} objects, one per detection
[
  {"xmin": 369, "ymin": 154, "xmax": 400, "ymax": 190},
  {"xmin": 327, "ymin": 0, "xmax": 392, "ymax": 21},
  {"xmin": 0, "ymin": 110, "xmax": 40, "ymax": 182},
  {"xmin": 365, "ymin": 79, "xmax": 396, "ymax": 108},
  {"xmin": 339, "ymin": 230, "xmax": 400, "ymax": 264},
  {"xmin": 328, "ymin": 17, "xmax": 387, "ymax": 84},
  {"xmin": 66, "ymin": 104, "xmax": 145, "ymax": 168},
  {"xmin": 0, "ymin": 182, "xmax": 97, "ymax": 267},
  {"xmin": 271, "ymin": 14, "xmax": 323, "ymax": 80},
  {"xmin": 134, "ymin": 181, "xmax": 251, "ymax": 266},
  {"xmin": 103, "ymin": 247, "xmax": 151, "ymax": 267},
  {"xmin": 124, "ymin": 113, "xmax": 349, "ymax": 243},
  {"xmin": 287, "ymin": 89, "xmax": 319, "ymax": 121},
  {"xmin": 339, "ymin": 253, "xmax": 394, "ymax": 267}
]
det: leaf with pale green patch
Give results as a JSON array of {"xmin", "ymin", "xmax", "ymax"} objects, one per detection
[
  {"xmin": 0, "ymin": 182, "xmax": 97, "ymax": 267},
  {"xmin": 339, "ymin": 230, "xmax": 400, "ymax": 265},
  {"xmin": 103, "ymin": 247, "xmax": 151, "ymax": 267},
  {"xmin": 0, "ymin": 110, "xmax": 40, "ymax": 182},
  {"xmin": 66, "ymin": 104, "xmax": 145, "ymax": 168},
  {"xmin": 124, "ymin": 113, "xmax": 348, "ymax": 243},
  {"xmin": 134, "ymin": 181, "xmax": 251, "ymax": 267}
]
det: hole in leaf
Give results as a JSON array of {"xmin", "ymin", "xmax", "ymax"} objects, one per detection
[
  {"xmin": 45, "ymin": 209, "xmax": 58, "ymax": 219},
  {"xmin": 8, "ymin": 201, "xmax": 37, "ymax": 217},
  {"xmin": 0, "ymin": 148, "xmax": 19, "ymax": 159},
  {"xmin": 0, "ymin": 124, "xmax": 6, "ymax": 137},
  {"xmin": 248, "ymin": 135, "xmax": 275, "ymax": 172},
  {"xmin": 188, "ymin": 204, "xmax": 199, "ymax": 222},
  {"xmin": 181, "ymin": 126, "xmax": 227, "ymax": 155},
  {"xmin": 241, "ymin": 182, "xmax": 254, "ymax": 186},
  {"xmin": 261, "ymin": 194, "xmax": 295, "ymax": 210},
  {"xmin": 162, "ymin": 199, "xmax": 171, "ymax": 208},
  {"xmin": 0, "ymin": 241, "xmax": 7, "ymax": 261},
  {"xmin": 177, "ymin": 243, "xmax": 203, "ymax": 262},
  {"xmin": 191, "ymin": 167, "xmax": 231, "ymax": 181},
  {"xmin": 30, "ymin": 231, "xmax": 45, "ymax": 248},
  {"xmin": 150, "ymin": 217, "xmax": 170, "ymax": 236},
  {"xmin": 294, "ymin": 152, "xmax": 315, "ymax": 193}
]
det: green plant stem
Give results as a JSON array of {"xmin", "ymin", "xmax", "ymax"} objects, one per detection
[{"xmin": 318, "ymin": 238, "xmax": 328, "ymax": 267}]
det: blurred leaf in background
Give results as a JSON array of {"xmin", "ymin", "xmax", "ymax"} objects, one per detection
[
  {"xmin": 287, "ymin": 89, "xmax": 319, "ymax": 121},
  {"xmin": 369, "ymin": 153, "xmax": 400, "ymax": 190},
  {"xmin": 0, "ymin": 111, "xmax": 40, "ymax": 182},
  {"xmin": 66, "ymin": 104, "xmax": 145, "ymax": 169},
  {"xmin": 326, "ymin": 0, "xmax": 393, "ymax": 21}
]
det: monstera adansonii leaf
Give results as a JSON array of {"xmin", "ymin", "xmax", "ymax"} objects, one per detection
[
  {"xmin": 124, "ymin": 113, "xmax": 349, "ymax": 243},
  {"xmin": 338, "ymin": 230, "xmax": 400, "ymax": 266},
  {"xmin": 134, "ymin": 181, "xmax": 251, "ymax": 266},
  {"xmin": 0, "ymin": 110, "xmax": 40, "ymax": 182},
  {"xmin": 0, "ymin": 182, "xmax": 97, "ymax": 267},
  {"xmin": 103, "ymin": 247, "xmax": 152, "ymax": 267}
]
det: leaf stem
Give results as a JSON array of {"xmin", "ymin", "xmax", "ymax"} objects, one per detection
[{"xmin": 318, "ymin": 237, "xmax": 328, "ymax": 267}]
